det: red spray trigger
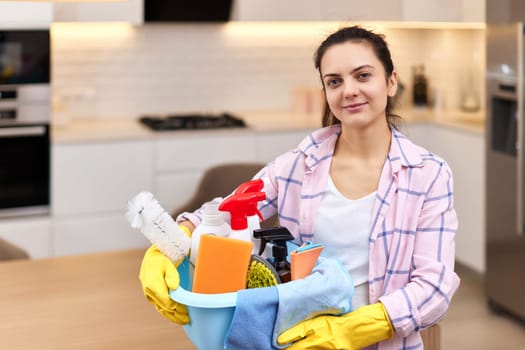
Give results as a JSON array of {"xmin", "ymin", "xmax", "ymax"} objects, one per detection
[
  {"xmin": 218, "ymin": 192, "xmax": 266, "ymax": 230},
  {"xmin": 235, "ymin": 179, "xmax": 264, "ymax": 194},
  {"xmin": 235, "ymin": 179, "xmax": 266, "ymax": 221}
]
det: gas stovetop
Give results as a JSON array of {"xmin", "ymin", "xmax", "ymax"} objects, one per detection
[{"xmin": 139, "ymin": 113, "xmax": 246, "ymax": 131}]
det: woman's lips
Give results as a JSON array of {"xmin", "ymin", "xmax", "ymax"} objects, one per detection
[{"xmin": 343, "ymin": 102, "xmax": 367, "ymax": 112}]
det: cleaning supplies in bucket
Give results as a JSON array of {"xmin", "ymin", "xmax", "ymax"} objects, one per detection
[{"xmin": 171, "ymin": 256, "xmax": 355, "ymax": 350}]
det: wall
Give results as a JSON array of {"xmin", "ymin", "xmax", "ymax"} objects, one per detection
[{"xmin": 51, "ymin": 22, "xmax": 485, "ymax": 121}]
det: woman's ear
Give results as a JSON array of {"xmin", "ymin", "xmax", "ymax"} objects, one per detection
[{"xmin": 387, "ymin": 71, "xmax": 398, "ymax": 97}]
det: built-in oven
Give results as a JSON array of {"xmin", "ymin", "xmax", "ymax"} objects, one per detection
[{"xmin": 0, "ymin": 29, "xmax": 50, "ymax": 217}]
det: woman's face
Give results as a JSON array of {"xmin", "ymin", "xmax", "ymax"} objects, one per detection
[{"xmin": 320, "ymin": 41, "xmax": 397, "ymax": 130}]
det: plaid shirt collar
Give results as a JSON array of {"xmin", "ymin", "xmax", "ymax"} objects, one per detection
[{"xmin": 298, "ymin": 124, "xmax": 424, "ymax": 173}]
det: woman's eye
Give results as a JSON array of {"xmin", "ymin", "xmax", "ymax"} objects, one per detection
[
  {"xmin": 357, "ymin": 72, "xmax": 371, "ymax": 81},
  {"xmin": 326, "ymin": 79, "xmax": 340, "ymax": 87}
]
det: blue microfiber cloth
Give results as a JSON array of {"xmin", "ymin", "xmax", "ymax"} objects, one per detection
[
  {"xmin": 224, "ymin": 286, "xmax": 279, "ymax": 350},
  {"xmin": 272, "ymin": 257, "xmax": 354, "ymax": 349},
  {"xmin": 224, "ymin": 257, "xmax": 353, "ymax": 350}
]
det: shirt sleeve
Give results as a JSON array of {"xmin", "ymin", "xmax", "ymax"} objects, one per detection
[{"xmin": 379, "ymin": 160, "xmax": 461, "ymax": 337}]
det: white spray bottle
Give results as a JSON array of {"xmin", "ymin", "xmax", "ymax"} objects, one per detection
[
  {"xmin": 218, "ymin": 192, "xmax": 266, "ymax": 243},
  {"xmin": 190, "ymin": 201, "xmax": 231, "ymax": 267},
  {"xmin": 234, "ymin": 179, "xmax": 268, "ymax": 256}
]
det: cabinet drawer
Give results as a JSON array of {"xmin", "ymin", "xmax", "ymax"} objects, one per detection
[
  {"xmin": 52, "ymin": 140, "xmax": 154, "ymax": 216},
  {"xmin": 155, "ymin": 132, "xmax": 257, "ymax": 171},
  {"xmin": 0, "ymin": 217, "xmax": 51, "ymax": 259}
]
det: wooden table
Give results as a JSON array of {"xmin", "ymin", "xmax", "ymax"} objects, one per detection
[{"xmin": 0, "ymin": 249, "xmax": 196, "ymax": 350}]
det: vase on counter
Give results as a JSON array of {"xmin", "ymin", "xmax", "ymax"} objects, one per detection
[{"xmin": 412, "ymin": 64, "xmax": 429, "ymax": 107}]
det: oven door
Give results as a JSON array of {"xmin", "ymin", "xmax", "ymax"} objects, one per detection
[{"xmin": 0, "ymin": 123, "xmax": 50, "ymax": 217}]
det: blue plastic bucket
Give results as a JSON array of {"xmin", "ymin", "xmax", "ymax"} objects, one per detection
[{"xmin": 170, "ymin": 258, "xmax": 237, "ymax": 350}]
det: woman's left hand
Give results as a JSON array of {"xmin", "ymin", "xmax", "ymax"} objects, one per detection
[{"xmin": 277, "ymin": 302, "xmax": 393, "ymax": 350}]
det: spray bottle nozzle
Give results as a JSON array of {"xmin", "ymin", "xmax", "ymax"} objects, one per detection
[
  {"xmin": 235, "ymin": 179, "xmax": 265, "ymax": 221},
  {"xmin": 218, "ymin": 192, "xmax": 266, "ymax": 230},
  {"xmin": 253, "ymin": 226, "xmax": 294, "ymax": 257}
]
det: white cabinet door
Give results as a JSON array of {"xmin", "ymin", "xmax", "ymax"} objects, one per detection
[
  {"xmin": 320, "ymin": 0, "xmax": 402, "ymax": 21},
  {"xmin": 155, "ymin": 170, "xmax": 202, "ymax": 216},
  {"xmin": 0, "ymin": 2, "xmax": 52, "ymax": 29},
  {"xmin": 154, "ymin": 132, "xmax": 257, "ymax": 215},
  {"xmin": 53, "ymin": 0, "xmax": 143, "ymax": 24},
  {"xmin": 52, "ymin": 140, "xmax": 154, "ymax": 216},
  {"xmin": 155, "ymin": 132, "xmax": 257, "ymax": 171},
  {"xmin": 0, "ymin": 216, "xmax": 51, "ymax": 259},
  {"xmin": 402, "ymin": 0, "xmax": 484, "ymax": 22},
  {"xmin": 53, "ymin": 213, "xmax": 149, "ymax": 257},
  {"xmin": 256, "ymin": 130, "xmax": 311, "ymax": 163},
  {"xmin": 402, "ymin": 123, "xmax": 485, "ymax": 273},
  {"xmin": 461, "ymin": 0, "xmax": 485, "ymax": 22},
  {"xmin": 232, "ymin": 0, "xmax": 322, "ymax": 21}
]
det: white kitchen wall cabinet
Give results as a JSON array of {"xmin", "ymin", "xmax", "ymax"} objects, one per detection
[
  {"xmin": 232, "ymin": 0, "xmax": 401, "ymax": 21},
  {"xmin": 0, "ymin": 2, "xmax": 52, "ymax": 29},
  {"xmin": 232, "ymin": 0, "xmax": 322, "ymax": 21},
  {"xmin": 0, "ymin": 216, "xmax": 51, "ymax": 259},
  {"xmin": 320, "ymin": 0, "xmax": 402, "ymax": 21},
  {"xmin": 154, "ymin": 132, "xmax": 257, "ymax": 214},
  {"xmin": 402, "ymin": 122, "xmax": 486, "ymax": 274},
  {"xmin": 53, "ymin": 0, "xmax": 143, "ymax": 24},
  {"xmin": 51, "ymin": 140, "xmax": 153, "ymax": 256},
  {"xmin": 402, "ymin": 0, "xmax": 485, "ymax": 22},
  {"xmin": 232, "ymin": 0, "xmax": 484, "ymax": 22}
]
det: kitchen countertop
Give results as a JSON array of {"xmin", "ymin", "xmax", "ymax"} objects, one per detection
[{"xmin": 51, "ymin": 108, "xmax": 485, "ymax": 144}]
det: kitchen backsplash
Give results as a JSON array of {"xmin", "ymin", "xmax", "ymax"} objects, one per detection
[{"xmin": 51, "ymin": 22, "xmax": 485, "ymax": 120}]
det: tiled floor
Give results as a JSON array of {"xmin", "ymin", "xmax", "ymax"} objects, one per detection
[{"xmin": 440, "ymin": 264, "xmax": 525, "ymax": 349}]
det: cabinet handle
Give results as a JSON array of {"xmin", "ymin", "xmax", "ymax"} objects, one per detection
[{"xmin": 0, "ymin": 126, "xmax": 46, "ymax": 137}]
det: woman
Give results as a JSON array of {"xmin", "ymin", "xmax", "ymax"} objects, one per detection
[{"xmin": 140, "ymin": 25, "xmax": 460, "ymax": 349}]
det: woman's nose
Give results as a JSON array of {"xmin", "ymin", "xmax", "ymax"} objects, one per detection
[{"xmin": 342, "ymin": 80, "xmax": 359, "ymax": 97}]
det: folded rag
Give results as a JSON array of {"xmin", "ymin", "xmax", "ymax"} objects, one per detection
[
  {"xmin": 273, "ymin": 256, "xmax": 354, "ymax": 349},
  {"xmin": 224, "ymin": 286, "xmax": 279, "ymax": 350}
]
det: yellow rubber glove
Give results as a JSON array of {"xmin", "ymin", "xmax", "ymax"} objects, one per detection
[
  {"xmin": 139, "ymin": 244, "xmax": 190, "ymax": 325},
  {"xmin": 277, "ymin": 302, "xmax": 394, "ymax": 350}
]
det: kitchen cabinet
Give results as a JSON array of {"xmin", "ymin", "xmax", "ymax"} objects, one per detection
[
  {"xmin": 232, "ymin": 0, "xmax": 322, "ymax": 21},
  {"xmin": 0, "ymin": 2, "xmax": 52, "ymax": 29},
  {"xmin": 401, "ymin": 122, "xmax": 485, "ymax": 273},
  {"xmin": 232, "ymin": 0, "xmax": 400, "ymax": 21},
  {"xmin": 0, "ymin": 216, "xmax": 51, "ymax": 259},
  {"xmin": 320, "ymin": 0, "xmax": 402, "ymax": 21},
  {"xmin": 486, "ymin": 0, "xmax": 525, "ymax": 24},
  {"xmin": 2, "ymin": 124, "xmax": 315, "ymax": 257},
  {"xmin": 53, "ymin": 0, "xmax": 143, "ymax": 25},
  {"xmin": 154, "ymin": 131, "xmax": 258, "ymax": 214},
  {"xmin": 402, "ymin": 0, "xmax": 485, "ymax": 22},
  {"xmin": 51, "ymin": 139, "xmax": 153, "ymax": 256},
  {"xmin": 52, "ymin": 213, "xmax": 148, "ymax": 256},
  {"xmin": 255, "ymin": 130, "xmax": 308, "ymax": 162},
  {"xmin": 232, "ymin": 0, "xmax": 484, "ymax": 22}
]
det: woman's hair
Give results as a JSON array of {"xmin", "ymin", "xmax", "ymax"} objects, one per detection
[{"xmin": 314, "ymin": 25, "xmax": 400, "ymax": 129}]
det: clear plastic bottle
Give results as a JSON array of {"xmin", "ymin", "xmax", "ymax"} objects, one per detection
[{"xmin": 189, "ymin": 202, "xmax": 231, "ymax": 266}]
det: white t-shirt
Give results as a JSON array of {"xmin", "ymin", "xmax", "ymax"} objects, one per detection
[{"xmin": 313, "ymin": 175, "xmax": 376, "ymax": 310}]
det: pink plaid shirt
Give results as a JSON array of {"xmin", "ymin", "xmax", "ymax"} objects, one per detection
[{"xmin": 181, "ymin": 124, "xmax": 460, "ymax": 349}]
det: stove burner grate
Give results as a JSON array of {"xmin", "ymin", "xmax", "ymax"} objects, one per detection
[{"xmin": 139, "ymin": 113, "xmax": 246, "ymax": 131}]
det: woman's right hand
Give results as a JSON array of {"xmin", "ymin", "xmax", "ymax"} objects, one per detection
[{"xmin": 139, "ymin": 245, "xmax": 190, "ymax": 325}]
